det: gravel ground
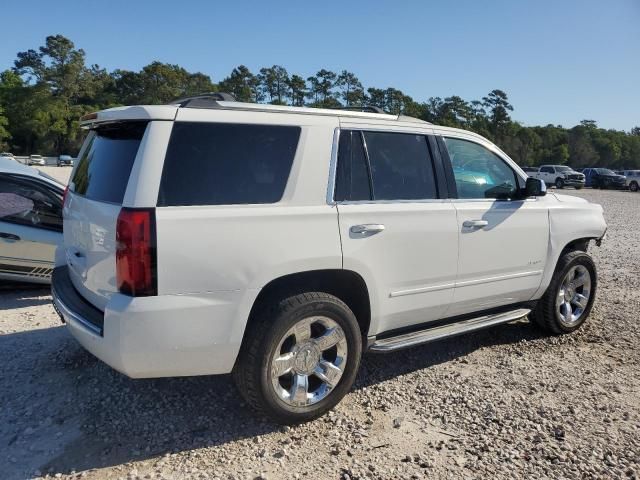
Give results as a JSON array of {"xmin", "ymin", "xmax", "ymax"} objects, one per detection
[{"xmin": 1, "ymin": 183, "xmax": 639, "ymax": 480}]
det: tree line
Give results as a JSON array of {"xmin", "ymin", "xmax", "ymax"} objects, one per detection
[{"xmin": 1, "ymin": 35, "xmax": 639, "ymax": 169}]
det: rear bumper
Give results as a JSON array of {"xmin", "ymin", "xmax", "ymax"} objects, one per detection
[{"xmin": 52, "ymin": 266, "xmax": 244, "ymax": 378}]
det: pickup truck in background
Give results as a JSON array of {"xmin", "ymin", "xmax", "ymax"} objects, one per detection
[{"xmin": 530, "ymin": 165, "xmax": 585, "ymax": 189}]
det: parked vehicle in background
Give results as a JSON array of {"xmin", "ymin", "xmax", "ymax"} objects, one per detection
[
  {"xmin": 28, "ymin": 154, "xmax": 45, "ymax": 166},
  {"xmin": 52, "ymin": 94, "xmax": 607, "ymax": 424},
  {"xmin": 521, "ymin": 166, "xmax": 539, "ymax": 174},
  {"xmin": 1, "ymin": 152, "xmax": 16, "ymax": 160},
  {"xmin": 57, "ymin": 155, "xmax": 74, "ymax": 166},
  {"xmin": 529, "ymin": 165, "xmax": 585, "ymax": 189},
  {"xmin": 581, "ymin": 168, "xmax": 626, "ymax": 189},
  {"xmin": 0, "ymin": 157, "xmax": 64, "ymax": 284},
  {"xmin": 618, "ymin": 170, "xmax": 640, "ymax": 191}
]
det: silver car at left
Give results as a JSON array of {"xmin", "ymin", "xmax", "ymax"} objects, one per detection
[{"xmin": 0, "ymin": 157, "xmax": 64, "ymax": 284}]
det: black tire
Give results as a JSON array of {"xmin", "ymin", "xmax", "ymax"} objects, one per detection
[
  {"xmin": 575, "ymin": 185, "xmax": 583, "ymax": 190},
  {"xmin": 531, "ymin": 250, "xmax": 597, "ymax": 334},
  {"xmin": 630, "ymin": 181, "xmax": 639, "ymax": 192},
  {"xmin": 233, "ymin": 292, "xmax": 362, "ymax": 424},
  {"xmin": 555, "ymin": 178, "xmax": 564, "ymax": 189}
]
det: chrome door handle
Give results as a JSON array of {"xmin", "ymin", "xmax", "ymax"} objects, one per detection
[
  {"xmin": 462, "ymin": 219, "xmax": 489, "ymax": 229},
  {"xmin": 350, "ymin": 224, "xmax": 385, "ymax": 237}
]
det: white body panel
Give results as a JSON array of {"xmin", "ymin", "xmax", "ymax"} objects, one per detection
[
  {"xmin": 63, "ymin": 194, "xmax": 121, "ymax": 310},
  {"xmin": 448, "ymin": 198, "xmax": 549, "ymax": 315},
  {"xmin": 338, "ymin": 202, "xmax": 458, "ymax": 334}
]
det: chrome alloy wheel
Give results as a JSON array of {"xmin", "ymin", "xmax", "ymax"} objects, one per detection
[
  {"xmin": 556, "ymin": 265, "xmax": 592, "ymax": 327},
  {"xmin": 270, "ymin": 316, "xmax": 348, "ymax": 407}
]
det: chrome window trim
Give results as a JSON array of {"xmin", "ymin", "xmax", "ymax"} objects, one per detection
[
  {"xmin": 336, "ymin": 198, "xmax": 452, "ymax": 206},
  {"xmin": 326, "ymin": 127, "xmax": 340, "ymax": 205}
]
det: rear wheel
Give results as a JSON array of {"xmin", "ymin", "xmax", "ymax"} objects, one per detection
[
  {"xmin": 532, "ymin": 251, "xmax": 597, "ymax": 334},
  {"xmin": 234, "ymin": 292, "xmax": 362, "ymax": 424},
  {"xmin": 555, "ymin": 178, "xmax": 564, "ymax": 189}
]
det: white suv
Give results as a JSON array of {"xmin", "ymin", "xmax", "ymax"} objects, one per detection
[{"xmin": 52, "ymin": 94, "xmax": 607, "ymax": 424}]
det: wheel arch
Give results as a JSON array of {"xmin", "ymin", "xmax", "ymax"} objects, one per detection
[
  {"xmin": 244, "ymin": 269, "xmax": 372, "ymax": 340},
  {"xmin": 533, "ymin": 203, "xmax": 607, "ymax": 300}
]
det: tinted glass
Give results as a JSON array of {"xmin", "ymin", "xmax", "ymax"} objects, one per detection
[
  {"xmin": 363, "ymin": 132, "xmax": 436, "ymax": 200},
  {"xmin": 540, "ymin": 166, "xmax": 553, "ymax": 173},
  {"xmin": 158, "ymin": 123, "xmax": 300, "ymax": 206},
  {"xmin": 444, "ymin": 137, "xmax": 519, "ymax": 199},
  {"xmin": 72, "ymin": 122, "xmax": 147, "ymax": 204},
  {"xmin": 334, "ymin": 130, "xmax": 371, "ymax": 201},
  {"xmin": 0, "ymin": 176, "xmax": 63, "ymax": 231}
]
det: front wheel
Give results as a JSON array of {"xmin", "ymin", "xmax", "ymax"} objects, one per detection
[
  {"xmin": 555, "ymin": 178, "xmax": 564, "ymax": 189},
  {"xmin": 531, "ymin": 251, "xmax": 597, "ymax": 334},
  {"xmin": 234, "ymin": 292, "xmax": 362, "ymax": 424},
  {"xmin": 630, "ymin": 181, "xmax": 639, "ymax": 192}
]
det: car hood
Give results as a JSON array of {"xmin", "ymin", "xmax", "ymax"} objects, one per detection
[{"xmin": 550, "ymin": 193, "xmax": 597, "ymax": 206}]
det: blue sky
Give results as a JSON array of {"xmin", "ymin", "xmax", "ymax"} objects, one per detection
[{"xmin": 1, "ymin": 0, "xmax": 638, "ymax": 130}]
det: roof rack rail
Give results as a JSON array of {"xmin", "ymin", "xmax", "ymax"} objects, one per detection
[
  {"xmin": 170, "ymin": 92, "xmax": 237, "ymax": 108},
  {"xmin": 329, "ymin": 105, "xmax": 387, "ymax": 114}
]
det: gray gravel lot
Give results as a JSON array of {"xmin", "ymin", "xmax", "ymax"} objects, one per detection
[{"xmin": 1, "ymin": 183, "xmax": 639, "ymax": 480}]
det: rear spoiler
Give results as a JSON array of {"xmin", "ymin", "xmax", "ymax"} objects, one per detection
[{"xmin": 80, "ymin": 105, "xmax": 178, "ymax": 128}]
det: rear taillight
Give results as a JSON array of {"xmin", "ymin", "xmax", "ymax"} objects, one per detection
[{"xmin": 116, "ymin": 208, "xmax": 157, "ymax": 296}]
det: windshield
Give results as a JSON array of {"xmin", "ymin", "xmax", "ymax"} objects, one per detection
[
  {"xmin": 596, "ymin": 168, "xmax": 616, "ymax": 175},
  {"xmin": 556, "ymin": 166, "xmax": 572, "ymax": 172}
]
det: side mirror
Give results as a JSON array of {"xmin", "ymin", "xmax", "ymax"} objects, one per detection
[{"xmin": 524, "ymin": 177, "xmax": 546, "ymax": 197}]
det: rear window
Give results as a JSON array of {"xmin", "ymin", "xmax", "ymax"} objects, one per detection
[
  {"xmin": 71, "ymin": 122, "xmax": 147, "ymax": 204},
  {"xmin": 157, "ymin": 122, "xmax": 300, "ymax": 206}
]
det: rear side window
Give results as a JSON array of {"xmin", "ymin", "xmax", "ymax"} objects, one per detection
[
  {"xmin": 72, "ymin": 122, "xmax": 147, "ymax": 204},
  {"xmin": 363, "ymin": 131, "xmax": 437, "ymax": 200},
  {"xmin": 158, "ymin": 122, "xmax": 300, "ymax": 206}
]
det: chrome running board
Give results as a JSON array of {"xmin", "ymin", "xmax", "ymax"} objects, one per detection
[{"xmin": 369, "ymin": 308, "xmax": 531, "ymax": 353}]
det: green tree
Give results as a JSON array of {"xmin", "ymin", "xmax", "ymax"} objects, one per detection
[
  {"xmin": 286, "ymin": 74, "xmax": 306, "ymax": 106},
  {"xmin": 218, "ymin": 65, "xmax": 260, "ymax": 102},
  {"xmin": 336, "ymin": 70, "xmax": 364, "ymax": 106},
  {"xmin": 0, "ymin": 106, "xmax": 10, "ymax": 149},
  {"xmin": 306, "ymin": 69, "xmax": 339, "ymax": 107},
  {"xmin": 568, "ymin": 125, "xmax": 599, "ymax": 167},
  {"xmin": 482, "ymin": 89, "xmax": 513, "ymax": 140},
  {"xmin": 258, "ymin": 65, "xmax": 289, "ymax": 104}
]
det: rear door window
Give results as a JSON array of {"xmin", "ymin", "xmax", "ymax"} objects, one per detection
[
  {"xmin": 363, "ymin": 131, "xmax": 437, "ymax": 200},
  {"xmin": 71, "ymin": 122, "xmax": 147, "ymax": 204},
  {"xmin": 158, "ymin": 122, "xmax": 300, "ymax": 206}
]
